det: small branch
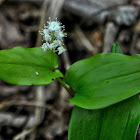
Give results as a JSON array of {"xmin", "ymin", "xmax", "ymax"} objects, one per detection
[
  {"xmin": 13, "ymin": 126, "xmax": 36, "ymax": 140},
  {"xmin": 61, "ymin": 45, "xmax": 71, "ymax": 70},
  {"xmin": 75, "ymin": 26, "xmax": 95, "ymax": 54},
  {"xmin": 35, "ymin": 0, "xmax": 50, "ymax": 46},
  {"xmin": 57, "ymin": 78, "xmax": 73, "ymax": 97},
  {"xmin": 103, "ymin": 22, "xmax": 119, "ymax": 53},
  {"xmin": 47, "ymin": 0, "xmax": 65, "ymax": 20}
]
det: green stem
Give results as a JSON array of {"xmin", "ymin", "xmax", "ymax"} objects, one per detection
[
  {"xmin": 57, "ymin": 78, "xmax": 73, "ymax": 97},
  {"xmin": 52, "ymin": 31, "xmax": 55, "ymax": 43},
  {"xmin": 51, "ymin": 32, "xmax": 73, "ymax": 97},
  {"xmin": 51, "ymin": 31, "xmax": 55, "ymax": 69}
]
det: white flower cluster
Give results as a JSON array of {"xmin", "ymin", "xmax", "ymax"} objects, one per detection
[{"xmin": 39, "ymin": 18, "xmax": 67, "ymax": 55}]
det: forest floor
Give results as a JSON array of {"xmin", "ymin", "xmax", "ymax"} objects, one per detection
[{"xmin": 0, "ymin": 0, "xmax": 140, "ymax": 140}]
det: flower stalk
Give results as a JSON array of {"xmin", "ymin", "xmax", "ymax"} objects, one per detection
[{"xmin": 57, "ymin": 78, "xmax": 73, "ymax": 97}]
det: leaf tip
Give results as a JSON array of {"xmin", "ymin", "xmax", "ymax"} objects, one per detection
[{"xmin": 111, "ymin": 42, "xmax": 122, "ymax": 54}]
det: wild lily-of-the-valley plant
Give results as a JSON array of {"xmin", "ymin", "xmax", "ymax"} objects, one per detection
[{"xmin": 0, "ymin": 19, "xmax": 140, "ymax": 140}]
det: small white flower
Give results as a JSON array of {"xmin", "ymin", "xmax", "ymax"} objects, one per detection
[
  {"xmin": 43, "ymin": 29, "xmax": 48, "ymax": 34},
  {"xmin": 48, "ymin": 43, "xmax": 56, "ymax": 50},
  {"xmin": 42, "ymin": 43, "xmax": 47, "ymax": 51},
  {"xmin": 55, "ymin": 31, "xmax": 67, "ymax": 40},
  {"xmin": 53, "ymin": 40, "xmax": 63, "ymax": 47},
  {"xmin": 47, "ymin": 21, "xmax": 62, "ymax": 32},
  {"xmin": 58, "ymin": 46, "xmax": 66, "ymax": 55},
  {"xmin": 44, "ymin": 34, "xmax": 51, "ymax": 42}
]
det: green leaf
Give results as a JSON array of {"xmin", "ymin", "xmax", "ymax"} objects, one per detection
[
  {"xmin": 65, "ymin": 53, "xmax": 140, "ymax": 109},
  {"xmin": 111, "ymin": 42, "xmax": 122, "ymax": 54},
  {"xmin": 69, "ymin": 95, "xmax": 140, "ymax": 140},
  {"xmin": 0, "ymin": 47, "xmax": 63, "ymax": 85}
]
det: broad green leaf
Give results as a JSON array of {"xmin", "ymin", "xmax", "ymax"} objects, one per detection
[
  {"xmin": 111, "ymin": 42, "xmax": 122, "ymax": 54},
  {"xmin": 65, "ymin": 53, "xmax": 140, "ymax": 109},
  {"xmin": 69, "ymin": 95, "xmax": 140, "ymax": 140},
  {"xmin": 0, "ymin": 47, "xmax": 63, "ymax": 85}
]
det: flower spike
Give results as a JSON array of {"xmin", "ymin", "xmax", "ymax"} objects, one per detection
[{"xmin": 39, "ymin": 18, "xmax": 67, "ymax": 55}]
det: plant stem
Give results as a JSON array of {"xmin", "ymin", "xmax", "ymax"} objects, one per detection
[
  {"xmin": 51, "ymin": 31, "xmax": 55, "ymax": 69},
  {"xmin": 57, "ymin": 78, "xmax": 73, "ymax": 97},
  {"xmin": 52, "ymin": 31, "xmax": 55, "ymax": 43}
]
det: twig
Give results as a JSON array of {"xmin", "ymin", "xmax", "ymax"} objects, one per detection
[
  {"xmin": 47, "ymin": 0, "xmax": 65, "ymax": 20},
  {"xmin": 0, "ymin": 113, "xmax": 35, "ymax": 128},
  {"xmin": 103, "ymin": 22, "xmax": 119, "ymax": 52},
  {"xmin": 34, "ymin": 86, "xmax": 46, "ymax": 125},
  {"xmin": 75, "ymin": 26, "xmax": 95, "ymax": 54},
  {"xmin": 130, "ymin": 21, "xmax": 140, "ymax": 54},
  {"xmin": 35, "ymin": 0, "xmax": 50, "ymax": 46},
  {"xmin": 0, "ymin": 99, "xmax": 61, "ymax": 117},
  {"xmin": 61, "ymin": 44, "xmax": 71, "ymax": 70},
  {"xmin": 13, "ymin": 126, "xmax": 36, "ymax": 140}
]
